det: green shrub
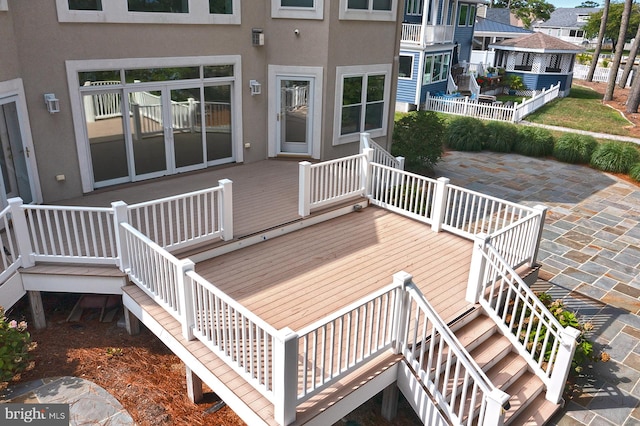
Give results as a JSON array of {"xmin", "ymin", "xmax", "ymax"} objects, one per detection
[
  {"xmin": 0, "ymin": 306, "xmax": 33, "ymax": 382},
  {"xmin": 590, "ymin": 142, "xmax": 640, "ymax": 174},
  {"xmin": 630, "ymin": 163, "xmax": 640, "ymax": 182},
  {"xmin": 553, "ymin": 133, "xmax": 598, "ymax": 164},
  {"xmin": 391, "ymin": 110, "xmax": 445, "ymax": 173},
  {"xmin": 445, "ymin": 117, "xmax": 486, "ymax": 151},
  {"xmin": 484, "ymin": 121, "xmax": 519, "ymax": 152},
  {"xmin": 514, "ymin": 126, "xmax": 555, "ymax": 157}
]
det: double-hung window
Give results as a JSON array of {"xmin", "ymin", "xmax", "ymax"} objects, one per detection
[
  {"xmin": 58, "ymin": 0, "xmax": 239, "ymax": 23},
  {"xmin": 335, "ymin": 64, "xmax": 391, "ymax": 144},
  {"xmin": 271, "ymin": 0, "xmax": 324, "ymax": 19},
  {"xmin": 339, "ymin": 0, "xmax": 397, "ymax": 21}
]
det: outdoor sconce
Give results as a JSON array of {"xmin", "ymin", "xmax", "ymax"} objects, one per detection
[
  {"xmin": 249, "ymin": 80, "xmax": 262, "ymax": 96},
  {"xmin": 44, "ymin": 93, "xmax": 60, "ymax": 114}
]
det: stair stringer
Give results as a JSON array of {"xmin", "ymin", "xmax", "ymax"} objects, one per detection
[{"xmin": 396, "ymin": 360, "xmax": 451, "ymax": 426}]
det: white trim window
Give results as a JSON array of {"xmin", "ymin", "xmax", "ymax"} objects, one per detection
[
  {"xmin": 334, "ymin": 64, "xmax": 391, "ymax": 145},
  {"xmin": 457, "ymin": 4, "xmax": 475, "ymax": 27},
  {"xmin": 405, "ymin": 0, "xmax": 423, "ymax": 16},
  {"xmin": 422, "ymin": 52, "xmax": 450, "ymax": 84},
  {"xmin": 57, "ymin": 0, "xmax": 240, "ymax": 24},
  {"xmin": 271, "ymin": 0, "xmax": 324, "ymax": 19},
  {"xmin": 339, "ymin": 0, "xmax": 397, "ymax": 21}
]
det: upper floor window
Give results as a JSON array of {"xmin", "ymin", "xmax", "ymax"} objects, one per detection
[
  {"xmin": 405, "ymin": 0, "xmax": 423, "ymax": 16},
  {"xmin": 399, "ymin": 55, "xmax": 414, "ymax": 79},
  {"xmin": 334, "ymin": 64, "xmax": 391, "ymax": 144},
  {"xmin": 339, "ymin": 0, "xmax": 397, "ymax": 21},
  {"xmin": 271, "ymin": 0, "xmax": 323, "ymax": 19},
  {"xmin": 458, "ymin": 4, "xmax": 475, "ymax": 26},
  {"xmin": 57, "ymin": 0, "xmax": 238, "ymax": 24}
]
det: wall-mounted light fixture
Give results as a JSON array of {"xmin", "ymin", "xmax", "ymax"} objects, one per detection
[
  {"xmin": 44, "ymin": 93, "xmax": 60, "ymax": 114},
  {"xmin": 249, "ymin": 80, "xmax": 262, "ymax": 96},
  {"xmin": 252, "ymin": 28, "xmax": 264, "ymax": 46}
]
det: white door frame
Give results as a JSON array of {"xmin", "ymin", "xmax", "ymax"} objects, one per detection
[
  {"xmin": 268, "ymin": 65, "xmax": 323, "ymax": 159},
  {"xmin": 276, "ymin": 76, "xmax": 314, "ymax": 156},
  {"xmin": 0, "ymin": 79, "xmax": 42, "ymax": 206}
]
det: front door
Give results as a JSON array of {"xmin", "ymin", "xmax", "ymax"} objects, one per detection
[
  {"xmin": 0, "ymin": 101, "xmax": 33, "ymax": 205},
  {"xmin": 277, "ymin": 77, "xmax": 313, "ymax": 155}
]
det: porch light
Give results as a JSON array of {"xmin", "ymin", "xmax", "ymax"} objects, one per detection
[
  {"xmin": 249, "ymin": 80, "xmax": 262, "ymax": 96},
  {"xmin": 44, "ymin": 93, "xmax": 60, "ymax": 114}
]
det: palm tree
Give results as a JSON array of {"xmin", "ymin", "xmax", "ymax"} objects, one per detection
[
  {"xmin": 604, "ymin": 0, "xmax": 632, "ymax": 101},
  {"xmin": 587, "ymin": 0, "xmax": 610, "ymax": 81}
]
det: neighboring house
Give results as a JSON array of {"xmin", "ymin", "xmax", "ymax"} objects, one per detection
[
  {"xmin": 532, "ymin": 7, "xmax": 599, "ymax": 47},
  {"xmin": 0, "ymin": 1, "xmax": 401, "ymax": 206},
  {"xmin": 396, "ymin": 0, "xmax": 485, "ymax": 111},
  {"xmin": 472, "ymin": 16, "xmax": 533, "ymax": 65},
  {"xmin": 490, "ymin": 32, "xmax": 583, "ymax": 96}
]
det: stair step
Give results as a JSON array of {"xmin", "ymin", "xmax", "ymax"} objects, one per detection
[
  {"xmin": 506, "ymin": 393, "xmax": 561, "ymax": 426},
  {"xmin": 484, "ymin": 351, "xmax": 528, "ymax": 390},
  {"xmin": 469, "ymin": 333, "xmax": 512, "ymax": 371},
  {"xmin": 453, "ymin": 314, "xmax": 496, "ymax": 352},
  {"xmin": 503, "ymin": 372, "xmax": 545, "ymax": 423}
]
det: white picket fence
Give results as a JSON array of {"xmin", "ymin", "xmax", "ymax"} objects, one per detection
[
  {"xmin": 424, "ymin": 82, "xmax": 561, "ymax": 123},
  {"xmin": 573, "ymin": 63, "xmax": 632, "ymax": 87}
]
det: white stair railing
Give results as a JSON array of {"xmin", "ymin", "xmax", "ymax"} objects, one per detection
[{"xmin": 359, "ymin": 132, "xmax": 404, "ymax": 170}]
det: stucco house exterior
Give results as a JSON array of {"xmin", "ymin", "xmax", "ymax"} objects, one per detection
[{"xmin": 0, "ymin": 0, "xmax": 401, "ymax": 206}]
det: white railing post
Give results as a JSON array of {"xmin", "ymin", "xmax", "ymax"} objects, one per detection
[
  {"xmin": 546, "ymin": 326, "xmax": 581, "ymax": 404},
  {"xmin": 177, "ymin": 259, "xmax": 196, "ymax": 341},
  {"xmin": 466, "ymin": 233, "xmax": 490, "ymax": 304},
  {"xmin": 430, "ymin": 177, "xmax": 449, "ymax": 232},
  {"xmin": 530, "ymin": 204, "xmax": 548, "ymax": 267},
  {"xmin": 8, "ymin": 198, "xmax": 34, "ymax": 268},
  {"xmin": 111, "ymin": 201, "xmax": 130, "ymax": 272},
  {"xmin": 359, "ymin": 132, "xmax": 371, "ymax": 153},
  {"xmin": 396, "ymin": 156, "xmax": 405, "ymax": 171},
  {"xmin": 482, "ymin": 388, "xmax": 510, "ymax": 426},
  {"xmin": 392, "ymin": 271, "xmax": 412, "ymax": 354},
  {"xmin": 274, "ymin": 327, "xmax": 298, "ymax": 426},
  {"xmin": 218, "ymin": 179, "xmax": 233, "ymax": 241},
  {"xmin": 362, "ymin": 148, "xmax": 373, "ymax": 196},
  {"xmin": 298, "ymin": 161, "xmax": 312, "ymax": 217}
]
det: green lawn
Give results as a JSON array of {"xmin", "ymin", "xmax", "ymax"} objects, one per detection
[{"xmin": 525, "ymin": 86, "xmax": 633, "ymax": 136}]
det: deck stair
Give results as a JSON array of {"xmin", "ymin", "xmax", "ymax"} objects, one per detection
[{"xmin": 440, "ymin": 309, "xmax": 562, "ymax": 425}]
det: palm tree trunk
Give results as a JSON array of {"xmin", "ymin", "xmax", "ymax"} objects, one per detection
[
  {"xmin": 587, "ymin": 0, "xmax": 610, "ymax": 81},
  {"xmin": 625, "ymin": 71, "xmax": 640, "ymax": 112},
  {"xmin": 604, "ymin": 0, "xmax": 632, "ymax": 101},
  {"xmin": 619, "ymin": 23, "xmax": 640, "ymax": 88}
]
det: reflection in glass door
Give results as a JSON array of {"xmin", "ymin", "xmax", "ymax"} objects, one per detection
[
  {"xmin": 0, "ymin": 102, "xmax": 33, "ymax": 204},
  {"xmin": 278, "ymin": 78, "xmax": 312, "ymax": 155},
  {"xmin": 171, "ymin": 87, "xmax": 205, "ymax": 171},
  {"xmin": 129, "ymin": 89, "xmax": 168, "ymax": 179},
  {"xmin": 203, "ymin": 85, "xmax": 233, "ymax": 164}
]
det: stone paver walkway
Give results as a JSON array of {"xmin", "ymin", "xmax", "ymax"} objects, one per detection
[{"xmin": 434, "ymin": 151, "xmax": 640, "ymax": 426}]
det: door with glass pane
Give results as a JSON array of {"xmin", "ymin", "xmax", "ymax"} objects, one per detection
[
  {"xmin": 277, "ymin": 77, "xmax": 313, "ymax": 155},
  {"xmin": 0, "ymin": 101, "xmax": 33, "ymax": 205},
  {"xmin": 203, "ymin": 84, "xmax": 233, "ymax": 165}
]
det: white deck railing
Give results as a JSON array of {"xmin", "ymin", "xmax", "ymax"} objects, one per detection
[
  {"xmin": 0, "ymin": 202, "xmax": 25, "ymax": 282},
  {"xmin": 359, "ymin": 132, "xmax": 404, "ymax": 170},
  {"xmin": 398, "ymin": 274, "xmax": 508, "ymax": 426},
  {"xmin": 24, "ymin": 204, "xmax": 117, "ymax": 265},
  {"xmin": 424, "ymin": 82, "xmax": 561, "ymax": 123},
  {"xmin": 401, "ymin": 23, "xmax": 455, "ymax": 45},
  {"xmin": 127, "ymin": 179, "xmax": 232, "ymax": 252},
  {"xmin": 469, "ymin": 243, "xmax": 580, "ymax": 404}
]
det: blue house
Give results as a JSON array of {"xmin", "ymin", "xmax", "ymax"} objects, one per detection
[
  {"xmin": 396, "ymin": 0, "xmax": 485, "ymax": 111},
  {"xmin": 489, "ymin": 32, "xmax": 583, "ymax": 96}
]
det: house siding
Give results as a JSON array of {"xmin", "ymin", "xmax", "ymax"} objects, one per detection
[
  {"xmin": 3, "ymin": 1, "xmax": 400, "ymax": 202},
  {"xmin": 455, "ymin": 3, "xmax": 476, "ymax": 63},
  {"xmin": 509, "ymin": 72, "xmax": 571, "ymax": 93},
  {"xmin": 397, "ymin": 50, "xmax": 421, "ymax": 104}
]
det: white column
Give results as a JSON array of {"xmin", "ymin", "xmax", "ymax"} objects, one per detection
[
  {"xmin": 111, "ymin": 200, "xmax": 129, "ymax": 272},
  {"xmin": 392, "ymin": 271, "xmax": 413, "ymax": 354},
  {"xmin": 362, "ymin": 148, "xmax": 373, "ymax": 197},
  {"xmin": 298, "ymin": 161, "xmax": 312, "ymax": 217},
  {"xmin": 530, "ymin": 204, "xmax": 548, "ymax": 267},
  {"xmin": 273, "ymin": 327, "xmax": 298, "ymax": 426},
  {"xmin": 546, "ymin": 326, "xmax": 581, "ymax": 404},
  {"xmin": 482, "ymin": 388, "xmax": 509, "ymax": 426},
  {"xmin": 8, "ymin": 198, "xmax": 34, "ymax": 268},
  {"xmin": 177, "ymin": 259, "xmax": 196, "ymax": 341},
  {"xmin": 218, "ymin": 179, "xmax": 233, "ymax": 241},
  {"xmin": 466, "ymin": 233, "xmax": 490, "ymax": 304},
  {"xmin": 430, "ymin": 177, "xmax": 450, "ymax": 232}
]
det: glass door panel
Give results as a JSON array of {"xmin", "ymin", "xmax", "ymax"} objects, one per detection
[
  {"xmin": 83, "ymin": 92, "xmax": 129, "ymax": 185},
  {"xmin": 279, "ymin": 78, "xmax": 311, "ymax": 155},
  {"xmin": 129, "ymin": 89, "xmax": 167, "ymax": 177},
  {"xmin": 0, "ymin": 102, "xmax": 33, "ymax": 204},
  {"xmin": 203, "ymin": 85, "xmax": 233, "ymax": 163},
  {"xmin": 170, "ymin": 87, "xmax": 205, "ymax": 170}
]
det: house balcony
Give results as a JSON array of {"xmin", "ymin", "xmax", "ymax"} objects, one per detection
[
  {"xmin": 0, "ymin": 137, "xmax": 576, "ymax": 426},
  {"xmin": 401, "ymin": 23, "xmax": 455, "ymax": 47}
]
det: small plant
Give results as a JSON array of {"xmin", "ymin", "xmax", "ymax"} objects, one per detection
[
  {"xmin": 590, "ymin": 142, "xmax": 640, "ymax": 174},
  {"xmin": 446, "ymin": 117, "xmax": 486, "ymax": 152},
  {"xmin": 576, "ymin": 53, "xmax": 592, "ymax": 65},
  {"xmin": 601, "ymin": 58, "xmax": 610, "ymax": 68},
  {"xmin": 391, "ymin": 110, "xmax": 445, "ymax": 173},
  {"xmin": 484, "ymin": 121, "xmax": 519, "ymax": 153},
  {"xmin": 630, "ymin": 163, "xmax": 640, "ymax": 182},
  {"xmin": 553, "ymin": 133, "xmax": 598, "ymax": 164},
  {"xmin": 476, "ymin": 76, "xmax": 490, "ymax": 88},
  {"xmin": 106, "ymin": 347, "xmax": 124, "ymax": 357},
  {"xmin": 507, "ymin": 75, "xmax": 526, "ymax": 91},
  {"xmin": 514, "ymin": 126, "xmax": 554, "ymax": 157},
  {"xmin": 0, "ymin": 306, "xmax": 34, "ymax": 382}
]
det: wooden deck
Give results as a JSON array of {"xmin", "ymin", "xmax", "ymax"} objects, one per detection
[{"xmin": 57, "ymin": 160, "xmax": 478, "ymax": 424}]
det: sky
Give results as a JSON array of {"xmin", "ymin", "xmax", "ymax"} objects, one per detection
[{"xmin": 549, "ymin": 0, "xmax": 598, "ymax": 8}]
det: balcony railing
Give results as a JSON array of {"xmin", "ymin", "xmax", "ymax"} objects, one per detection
[{"xmin": 401, "ymin": 23, "xmax": 455, "ymax": 45}]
